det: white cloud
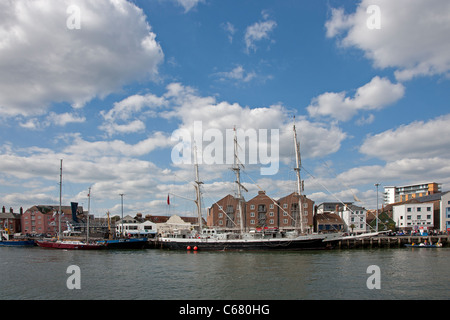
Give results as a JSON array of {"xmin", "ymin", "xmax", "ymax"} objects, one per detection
[
  {"xmin": 0, "ymin": 0, "xmax": 163, "ymax": 117},
  {"xmin": 160, "ymin": 82, "xmax": 347, "ymax": 165},
  {"xmin": 325, "ymin": 0, "xmax": 450, "ymax": 81},
  {"xmin": 175, "ymin": 0, "xmax": 205, "ymax": 13},
  {"xmin": 360, "ymin": 114, "xmax": 450, "ymax": 161},
  {"xmin": 221, "ymin": 22, "xmax": 236, "ymax": 43},
  {"xmin": 213, "ymin": 65, "xmax": 257, "ymax": 83},
  {"xmin": 64, "ymin": 131, "xmax": 172, "ymax": 158},
  {"xmin": 244, "ymin": 14, "xmax": 277, "ymax": 53},
  {"xmin": 99, "ymin": 93, "xmax": 167, "ymax": 136},
  {"xmin": 307, "ymin": 76, "xmax": 405, "ymax": 121}
]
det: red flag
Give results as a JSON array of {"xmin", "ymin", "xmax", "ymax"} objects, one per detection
[{"xmin": 167, "ymin": 194, "xmax": 170, "ymax": 205}]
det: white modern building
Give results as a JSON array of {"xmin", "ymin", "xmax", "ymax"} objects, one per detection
[
  {"xmin": 393, "ymin": 203, "xmax": 434, "ymax": 232},
  {"xmin": 115, "ymin": 215, "xmax": 157, "ymax": 237},
  {"xmin": 439, "ymin": 191, "xmax": 450, "ymax": 232},
  {"xmin": 340, "ymin": 205, "xmax": 367, "ymax": 234},
  {"xmin": 384, "ymin": 182, "xmax": 441, "ymax": 204}
]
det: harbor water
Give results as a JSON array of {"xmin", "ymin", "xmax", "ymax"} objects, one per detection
[{"xmin": 1, "ymin": 246, "xmax": 449, "ymax": 300}]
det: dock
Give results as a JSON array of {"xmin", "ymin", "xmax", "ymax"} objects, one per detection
[{"xmin": 334, "ymin": 235, "xmax": 450, "ymax": 249}]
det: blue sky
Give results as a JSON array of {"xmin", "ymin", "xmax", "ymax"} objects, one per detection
[{"xmin": 1, "ymin": 0, "xmax": 449, "ymax": 219}]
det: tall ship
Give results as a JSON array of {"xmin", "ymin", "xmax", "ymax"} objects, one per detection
[
  {"xmin": 36, "ymin": 160, "xmax": 106, "ymax": 250},
  {"xmin": 156, "ymin": 122, "xmax": 330, "ymax": 251}
]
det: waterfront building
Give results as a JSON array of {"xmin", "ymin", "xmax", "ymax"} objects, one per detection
[
  {"xmin": 316, "ymin": 202, "xmax": 353, "ymax": 214},
  {"xmin": 340, "ymin": 204, "xmax": 367, "ymax": 234},
  {"xmin": 206, "ymin": 194, "xmax": 241, "ymax": 229},
  {"xmin": 0, "ymin": 206, "xmax": 22, "ymax": 234},
  {"xmin": 392, "ymin": 202, "xmax": 434, "ymax": 233},
  {"xmin": 207, "ymin": 191, "xmax": 315, "ymax": 232},
  {"xmin": 314, "ymin": 212, "xmax": 345, "ymax": 233},
  {"xmin": 21, "ymin": 205, "xmax": 83, "ymax": 235},
  {"xmin": 145, "ymin": 214, "xmax": 205, "ymax": 237},
  {"xmin": 384, "ymin": 182, "xmax": 441, "ymax": 204},
  {"xmin": 440, "ymin": 191, "xmax": 450, "ymax": 232},
  {"xmin": 115, "ymin": 215, "xmax": 157, "ymax": 238},
  {"xmin": 277, "ymin": 192, "xmax": 314, "ymax": 233}
]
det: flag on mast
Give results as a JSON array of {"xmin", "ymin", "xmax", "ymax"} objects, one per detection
[{"xmin": 167, "ymin": 194, "xmax": 170, "ymax": 205}]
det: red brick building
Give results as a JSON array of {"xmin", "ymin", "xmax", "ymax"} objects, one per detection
[
  {"xmin": 277, "ymin": 192, "xmax": 315, "ymax": 233},
  {"xmin": 21, "ymin": 205, "xmax": 83, "ymax": 235},
  {"xmin": 207, "ymin": 191, "xmax": 315, "ymax": 232},
  {"xmin": 0, "ymin": 206, "xmax": 23, "ymax": 234},
  {"xmin": 207, "ymin": 194, "xmax": 242, "ymax": 229}
]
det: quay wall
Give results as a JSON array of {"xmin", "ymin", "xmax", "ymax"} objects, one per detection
[{"xmin": 335, "ymin": 235, "xmax": 450, "ymax": 249}]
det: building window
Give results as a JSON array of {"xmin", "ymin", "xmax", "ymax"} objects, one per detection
[
  {"xmin": 250, "ymin": 205, "xmax": 255, "ymax": 210},
  {"xmin": 283, "ymin": 204, "xmax": 288, "ymax": 209},
  {"xmin": 250, "ymin": 219, "xmax": 255, "ymax": 225},
  {"xmin": 407, "ymin": 208, "xmax": 412, "ymax": 212},
  {"xmin": 283, "ymin": 219, "xmax": 288, "ymax": 224},
  {"xmin": 269, "ymin": 219, "xmax": 274, "ymax": 224},
  {"xmin": 269, "ymin": 204, "xmax": 274, "ymax": 209},
  {"xmin": 427, "ymin": 215, "xmax": 431, "ymax": 219},
  {"xmin": 427, "ymin": 207, "xmax": 431, "ymax": 211},
  {"xmin": 250, "ymin": 212, "xmax": 255, "ymax": 217},
  {"xmin": 417, "ymin": 207, "xmax": 421, "ymax": 212}
]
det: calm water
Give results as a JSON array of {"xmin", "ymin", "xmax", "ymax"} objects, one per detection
[{"xmin": 1, "ymin": 246, "xmax": 449, "ymax": 300}]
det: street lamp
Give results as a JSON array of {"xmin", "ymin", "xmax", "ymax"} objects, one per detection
[{"xmin": 119, "ymin": 193, "xmax": 125, "ymax": 237}]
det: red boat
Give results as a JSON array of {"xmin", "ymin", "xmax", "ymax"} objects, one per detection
[{"xmin": 36, "ymin": 240, "xmax": 106, "ymax": 250}]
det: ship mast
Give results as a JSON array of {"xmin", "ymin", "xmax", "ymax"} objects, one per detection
[
  {"xmin": 86, "ymin": 186, "xmax": 91, "ymax": 242},
  {"xmin": 232, "ymin": 127, "xmax": 248, "ymax": 234},
  {"xmin": 194, "ymin": 146, "xmax": 203, "ymax": 234},
  {"xmin": 293, "ymin": 118, "xmax": 304, "ymax": 234},
  {"xmin": 58, "ymin": 159, "xmax": 63, "ymax": 241}
]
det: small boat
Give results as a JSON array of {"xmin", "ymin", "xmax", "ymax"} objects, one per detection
[
  {"xmin": 0, "ymin": 230, "xmax": 35, "ymax": 247},
  {"xmin": 405, "ymin": 243, "xmax": 442, "ymax": 248}
]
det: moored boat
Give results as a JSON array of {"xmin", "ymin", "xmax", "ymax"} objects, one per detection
[
  {"xmin": 99, "ymin": 237, "xmax": 149, "ymax": 249},
  {"xmin": 157, "ymin": 123, "xmax": 331, "ymax": 251},
  {"xmin": 0, "ymin": 230, "xmax": 36, "ymax": 247},
  {"xmin": 405, "ymin": 242, "xmax": 442, "ymax": 248},
  {"xmin": 36, "ymin": 239, "xmax": 106, "ymax": 250}
]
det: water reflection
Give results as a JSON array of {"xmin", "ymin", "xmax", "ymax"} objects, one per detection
[{"xmin": 1, "ymin": 247, "xmax": 449, "ymax": 299}]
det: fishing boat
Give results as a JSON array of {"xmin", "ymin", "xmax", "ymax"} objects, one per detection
[
  {"xmin": 0, "ymin": 229, "xmax": 35, "ymax": 247},
  {"xmin": 36, "ymin": 160, "xmax": 106, "ymax": 250},
  {"xmin": 156, "ymin": 123, "xmax": 329, "ymax": 251}
]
